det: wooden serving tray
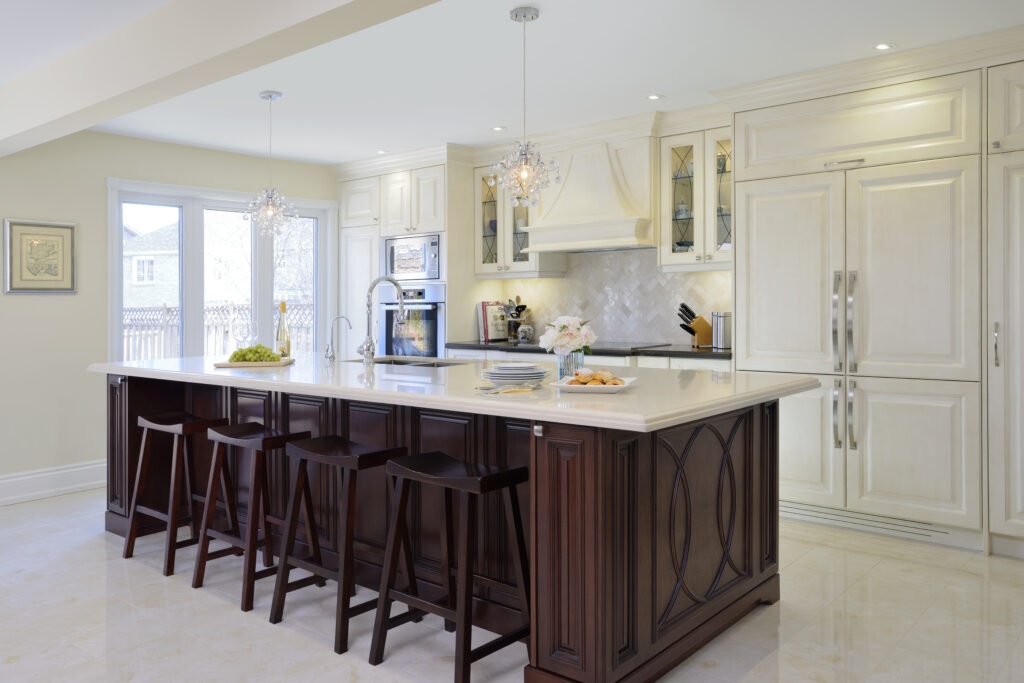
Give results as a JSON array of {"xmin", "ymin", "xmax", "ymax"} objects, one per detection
[{"xmin": 213, "ymin": 358, "xmax": 296, "ymax": 368}]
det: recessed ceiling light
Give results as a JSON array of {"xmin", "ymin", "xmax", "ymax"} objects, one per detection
[
  {"xmin": 874, "ymin": 43, "xmax": 893, "ymax": 51},
  {"xmin": 647, "ymin": 94, "xmax": 662, "ymax": 101},
  {"xmin": 492, "ymin": 126, "xmax": 507, "ymax": 132},
  {"xmin": 376, "ymin": 149, "xmax": 388, "ymax": 155}
]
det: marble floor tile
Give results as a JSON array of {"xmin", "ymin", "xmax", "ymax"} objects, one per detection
[{"xmin": 5, "ymin": 490, "xmax": 1024, "ymax": 682}]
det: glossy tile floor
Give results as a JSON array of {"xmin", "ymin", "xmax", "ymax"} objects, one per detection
[{"xmin": 4, "ymin": 491, "xmax": 1024, "ymax": 682}]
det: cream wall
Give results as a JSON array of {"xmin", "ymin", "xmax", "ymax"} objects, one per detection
[{"xmin": 0, "ymin": 131, "xmax": 336, "ymax": 479}]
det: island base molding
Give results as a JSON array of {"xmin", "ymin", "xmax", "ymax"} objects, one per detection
[{"xmin": 104, "ymin": 375, "xmax": 780, "ymax": 681}]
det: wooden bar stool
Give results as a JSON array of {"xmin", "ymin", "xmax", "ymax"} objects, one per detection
[
  {"xmin": 192, "ymin": 421, "xmax": 311, "ymax": 612},
  {"xmin": 368, "ymin": 452, "xmax": 530, "ymax": 683},
  {"xmin": 269, "ymin": 436, "xmax": 407, "ymax": 654},
  {"xmin": 123, "ymin": 412, "xmax": 229, "ymax": 576}
]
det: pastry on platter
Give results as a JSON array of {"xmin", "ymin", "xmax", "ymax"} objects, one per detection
[{"xmin": 574, "ymin": 368, "xmax": 594, "ymax": 382}]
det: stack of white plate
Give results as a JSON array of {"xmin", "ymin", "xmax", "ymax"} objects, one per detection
[{"xmin": 482, "ymin": 362, "xmax": 548, "ymax": 386}]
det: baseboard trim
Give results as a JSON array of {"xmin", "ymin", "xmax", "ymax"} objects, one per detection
[{"xmin": 0, "ymin": 460, "xmax": 105, "ymax": 507}]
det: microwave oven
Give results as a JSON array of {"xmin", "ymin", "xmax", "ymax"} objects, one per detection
[{"xmin": 384, "ymin": 234, "xmax": 441, "ymax": 282}]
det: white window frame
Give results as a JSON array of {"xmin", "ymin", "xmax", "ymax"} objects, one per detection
[
  {"xmin": 131, "ymin": 255, "xmax": 156, "ymax": 285},
  {"xmin": 107, "ymin": 178, "xmax": 337, "ymax": 361}
]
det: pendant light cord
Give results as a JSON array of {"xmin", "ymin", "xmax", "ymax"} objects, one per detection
[
  {"xmin": 267, "ymin": 96, "xmax": 273, "ymax": 188},
  {"xmin": 522, "ymin": 17, "xmax": 527, "ymax": 145}
]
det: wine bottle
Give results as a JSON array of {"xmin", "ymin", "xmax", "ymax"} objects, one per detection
[{"xmin": 275, "ymin": 301, "xmax": 291, "ymax": 357}]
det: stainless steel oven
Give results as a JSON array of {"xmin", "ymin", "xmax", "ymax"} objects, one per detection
[
  {"xmin": 379, "ymin": 283, "xmax": 445, "ymax": 358},
  {"xmin": 384, "ymin": 234, "xmax": 441, "ymax": 282}
]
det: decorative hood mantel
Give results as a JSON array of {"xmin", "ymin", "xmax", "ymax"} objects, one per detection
[{"xmin": 523, "ymin": 137, "xmax": 656, "ymax": 253}]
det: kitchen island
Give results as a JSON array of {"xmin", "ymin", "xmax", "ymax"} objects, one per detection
[{"xmin": 88, "ymin": 356, "xmax": 815, "ymax": 682}]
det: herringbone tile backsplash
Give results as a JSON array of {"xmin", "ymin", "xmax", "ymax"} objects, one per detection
[{"xmin": 501, "ymin": 249, "xmax": 732, "ymax": 345}]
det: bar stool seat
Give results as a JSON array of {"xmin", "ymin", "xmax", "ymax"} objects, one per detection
[
  {"xmin": 369, "ymin": 451, "xmax": 530, "ymax": 682},
  {"xmin": 269, "ymin": 436, "xmax": 407, "ymax": 654},
  {"xmin": 192, "ymin": 421, "xmax": 311, "ymax": 612},
  {"xmin": 123, "ymin": 412, "xmax": 229, "ymax": 576}
]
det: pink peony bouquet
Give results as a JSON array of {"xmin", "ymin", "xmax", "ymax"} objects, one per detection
[{"xmin": 537, "ymin": 316, "xmax": 597, "ymax": 356}]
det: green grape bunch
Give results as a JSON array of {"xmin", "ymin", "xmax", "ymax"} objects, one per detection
[{"xmin": 229, "ymin": 344, "xmax": 282, "ymax": 363}]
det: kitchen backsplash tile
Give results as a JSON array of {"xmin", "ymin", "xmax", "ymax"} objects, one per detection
[{"xmin": 500, "ymin": 249, "xmax": 731, "ymax": 344}]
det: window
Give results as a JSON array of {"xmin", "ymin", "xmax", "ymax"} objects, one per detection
[{"xmin": 109, "ymin": 180, "xmax": 334, "ymax": 362}]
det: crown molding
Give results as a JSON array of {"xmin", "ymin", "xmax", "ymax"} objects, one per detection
[
  {"xmin": 713, "ymin": 24, "xmax": 1024, "ymax": 112},
  {"xmin": 333, "ymin": 142, "xmax": 474, "ymax": 180},
  {"xmin": 654, "ymin": 103, "xmax": 732, "ymax": 137}
]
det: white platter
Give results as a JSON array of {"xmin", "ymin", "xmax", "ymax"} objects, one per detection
[
  {"xmin": 550, "ymin": 376, "xmax": 637, "ymax": 393},
  {"xmin": 214, "ymin": 358, "xmax": 295, "ymax": 368},
  {"xmin": 492, "ymin": 362, "xmax": 540, "ymax": 370}
]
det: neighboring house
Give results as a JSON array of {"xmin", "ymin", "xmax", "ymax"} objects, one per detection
[{"xmin": 122, "ymin": 221, "xmax": 180, "ymax": 308}]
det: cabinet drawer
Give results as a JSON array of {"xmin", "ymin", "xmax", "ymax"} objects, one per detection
[
  {"xmin": 735, "ymin": 71, "xmax": 981, "ymax": 181},
  {"xmin": 668, "ymin": 357, "xmax": 730, "ymax": 371},
  {"xmin": 446, "ymin": 349, "xmax": 487, "ymax": 360},
  {"xmin": 636, "ymin": 356, "xmax": 670, "ymax": 369}
]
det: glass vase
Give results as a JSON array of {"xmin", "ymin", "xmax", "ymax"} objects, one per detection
[{"xmin": 557, "ymin": 350, "xmax": 585, "ymax": 380}]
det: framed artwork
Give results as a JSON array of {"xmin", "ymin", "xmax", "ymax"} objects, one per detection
[{"xmin": 4, "ymin": 219, "xmax": 76, "ymax": 293}]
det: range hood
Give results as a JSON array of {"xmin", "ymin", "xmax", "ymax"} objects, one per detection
[{"xmin": 523, "ymin": 138, "xmax": 656, "ymax": 253}]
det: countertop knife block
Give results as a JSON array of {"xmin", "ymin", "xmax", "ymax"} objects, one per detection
[{"xmin": 691, "ymin": 316, "xmax": 713, "ymax": 348}]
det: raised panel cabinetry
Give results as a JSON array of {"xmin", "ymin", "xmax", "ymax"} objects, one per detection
[
  {"xmin": 989, "ymin": 60, "xmax": 1024, "ymax": 154},
  {"xmin": 734, "ymin": 71, "xmax": 981, "ymax": 181},
  {"xmin": 411, "ymin": 165, "xmax": 446, "ymax": 233},
  {"xmin": 339, "ymin": 177, "xmax": 380, "ymax": 228},
  {"xmin": 338, "ymin": 226, "xmax": 379, "ymax": 359},
  {"xmin": 379, "ymin": 171, "xmax": 411, "ymax": 236},
  {"xmin": 776, "ymin": 375, "xmax": 845, "ymax": 508}
]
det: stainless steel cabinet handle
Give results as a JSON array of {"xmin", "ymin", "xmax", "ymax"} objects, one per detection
[
  {"xmin": 847, "ymin": 381, "xmax": 858, "ymax": 451},
  {"xmin": 832, "ymin": 271, "xmax": 843, "ymax": 372},
  {"xmin": 832, "ymin": 379, "xmax": 842, "ymax": 450},
  {"xmin": 695, "ymin": 254, "xmax": 702, "ymax": 262},
  {"xmin": 993, "ymin": 141, "xmax": 1002, "ymax": 150},
  {"xmin": 824, "ymin": 158, "xmax": 866, "ymax": 168},
  {"xmin": 847, "ymin": 271, "xmax": 858, "ymax": 373},
  {"xmin": 707, "ymin": 253, "xmax": 714, "ymax": 261},
  {"xmin": 994, "ymin": 322, "xmax": 1001, "ymax": 367}
]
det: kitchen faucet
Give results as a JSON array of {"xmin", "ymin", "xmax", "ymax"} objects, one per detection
[
  {"xmin": 357, "ymin": 276, "xmax": 406, "ymax": 364},
  {"xmin": 324, "ymin": 315, "xmax": 352, "ymax": 362}
]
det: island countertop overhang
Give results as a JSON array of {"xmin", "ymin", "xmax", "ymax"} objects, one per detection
[{"xmin": 88, "ymin": 356, "xmax": 817, "ymax": 433}]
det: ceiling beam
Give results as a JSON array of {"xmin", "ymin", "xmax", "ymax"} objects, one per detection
[{"xmin": 0, "ymin": 0, "xmax": 438, "ymax": 158}]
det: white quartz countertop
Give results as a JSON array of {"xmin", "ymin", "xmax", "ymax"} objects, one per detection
[{"xmin": 88, "ymin": 356, "xmax": 817, "ymax": 433}]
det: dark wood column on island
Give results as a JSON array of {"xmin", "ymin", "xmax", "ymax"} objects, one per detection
[{"xmin": 91, "ymin": 357, "xmax": 815, "ymax": 682}]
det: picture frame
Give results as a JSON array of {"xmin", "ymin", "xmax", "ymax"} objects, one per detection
[{"xmin": 3, "ymin": 219, "xmax": 76, "ymax": 294}]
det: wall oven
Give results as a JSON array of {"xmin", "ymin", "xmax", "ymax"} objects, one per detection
[
  {"xmin": 379, "ymin": 283, "xmax": 445, "ymax": 358},
  {"xmin": 384, "ymin": 234, "xmax": 441, "ymax": 282}
]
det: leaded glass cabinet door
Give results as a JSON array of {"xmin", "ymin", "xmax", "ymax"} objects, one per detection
[
  {"xmin": 474, "ymin": 166, "xmax": 502, "ymax": 275},
  {"xmin": 504, "ymin": 199, "xmax": 535, "ymax": 273},
  {"xmin": 660, "ymin": 131, "xmax": 705, "ymax": 265},
  {"xmin": 705, "ymin": 127, "xmax": 734, "ymax": 264}
]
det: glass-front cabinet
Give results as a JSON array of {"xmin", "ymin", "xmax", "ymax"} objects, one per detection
[
  {"xmin": 660, "ymin": 127, "xmax": 732, "ymax": 269},
  {"xmin": 473, "ymin": 166, "xmax": 565, "ymax": 278}
]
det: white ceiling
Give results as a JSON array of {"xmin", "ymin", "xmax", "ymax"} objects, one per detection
[
  {"xmin": 0, "ymin": 0, "xmax": 174, "ymax": 85},
  {"xmin": 89, "ymin": 0, "xmax": 1024, "ymax": 165}
]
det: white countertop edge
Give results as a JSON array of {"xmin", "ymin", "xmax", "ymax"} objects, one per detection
[{"xmin": 88, "ymin": 361, "xmax": 817, "ymax": 433}]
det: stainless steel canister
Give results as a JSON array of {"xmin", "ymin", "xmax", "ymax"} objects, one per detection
[{"xmin": 712, "ymin": 311, "xmax": 732, "ymax": 350}]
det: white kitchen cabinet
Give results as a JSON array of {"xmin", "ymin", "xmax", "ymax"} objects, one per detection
[
  {"xmin": 380, "ymin": 171, "xmax": 411, "ymax": 236},
  {"xmin": 735, "ymin": 172, "xmax": 845, "ymax": 374},
  {"xmin": 845, "ymin": 376, "xmax": 981, "ymax": 529},
  {"xmin": 703, "ymin": 127, "xmax": 734, "ymax": 265},
  {"xmin": 668, "ymin": 357, "xmax": 731, "ymax": 372},
  {"xmin": 411, "ymin": 166, "xmax": 446, "ymax": 233},
  {"xmin": 338, "ymin": 226, "xmax": 379, "ymax": 359},
  {"xmin": 845, "ymin": 156, "xmax": 981, "ymax": 382},
  {"xmin": 487, "ymin": 351, "xmax": 633, "ymax": 368},
  {"xmin": 734, "ymin": 71, "xmax": 981, "ymax": 181},
  {"xmin": 636, "ymin": 356, "xmax": 670, "ymax": 369},
  {"xmin": 472, "ymin": 167, "xmax": 565, "ymax": 278},
  {"xmin": 778, "ymin": 374, "xmax": 846, "ymax": 509},
  {"xmin": 989, "ymin": 61, "xmax": 1024, "ymax": 154},
  {"xmin": 339, "ymin": 177, "xmax": 380, "ymax": 228},
  {"xmin": 445, "ymin": 348, "xmax": 487, "ymax": 360},
  {"xmin": 988, "ymin": 151, "xmax": 1024, "ymax": 537}
]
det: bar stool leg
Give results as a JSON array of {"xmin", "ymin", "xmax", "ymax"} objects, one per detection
[
  {"xmin": 219, "ymin": 452, "xmax": 240, "ymax": 537},
  {"xmin": 439, "ymin": 488, "xmax": 457, "ymax": 632},
  {"xmin": 369, "ymin": 476, "xmax": 412, "ymax": 665},
  {"xmin": 163, "ymin": 434, "xmax": 184, "ymax": 576},
  {"xmin": 241, "ymin": 449, "xmax": 266, "ymax": 612},
  {"xmin": 505, "ymin": 486, "xmax": 531, "ymax": 626},
  {"xmin": 193, "ymin": 441, "xmax": 225, "ymax": 589},
  {"xmin": 123, "ymin": 427, "xmax": 152, "ymax": 559},
  {"xmin": 182, "ymin": 435, "xmax": 199, "ymax": 539},
  {"xmin": 335, "ymin": 468, "xmax": 357, "ymax": 654},
  {"xmin": 269, "ymin": 457, "xmax": 308, "ymax": 624},
  {"xmin": 300, "ymin": 465, "xmax": 326, "ymax": 587},
  {"xmin": 257, "ymin": 451, "xmax": 275, "ymax": 569},
  {"xmin": 454, "ymin": 491, "xmax": 477, "ymax": 683}
]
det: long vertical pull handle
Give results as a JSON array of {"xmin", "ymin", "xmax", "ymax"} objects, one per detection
[
  {"xmin": 832, "ymin": 379, "xmax": 842, "ymax": 450},
  {"xmin": 847, "ymin": 380, "xmax": 858, "ymax": 451},
  {"xmin": 832, "ymin": 272, "xmax": 843, "ymax": 372},
  {"xmin": 847, "ymin": 271, "xmax": 858, "ymax": 374},
  {"xmin": 994, "ymin": 322, "xmax": 1000, "ymax": 368}
]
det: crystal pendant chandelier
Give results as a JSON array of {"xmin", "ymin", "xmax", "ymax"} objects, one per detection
[
  {"xmin": 488, "ymin": 7, "xmax": 559, "ymax": 207},
  {"xmin": 245, "ymin": 90, "xmax": 298, "ymax": 236}
]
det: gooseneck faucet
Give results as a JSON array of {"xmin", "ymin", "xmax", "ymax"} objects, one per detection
[
  {"xmin": 324, "ymin": 315, "xmax": 352, "ymax": 362},
  {"xmin": 357, "ymin": 276, "xmax": 406, "ymax": 364}
]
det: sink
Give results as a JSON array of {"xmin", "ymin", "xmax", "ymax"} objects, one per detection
[
  {"xmin": 343, "ymin": 357, "xmax": 471, "ymax": 367},
  {"xmin": 412, "ymin": 361, "xmax": 464, "ymax": 368}
]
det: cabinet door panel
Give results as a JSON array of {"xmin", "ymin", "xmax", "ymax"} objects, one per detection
[
  {"xmin": 339, "ymin": 177, "xmax": 380, "ymax": 228},
  {"xmin": 846, "ymin": 377, "xmax": 980, "ymax": 529},
  {"xmin": 339, "ymin": 226, "xmax": 379, "ymax": 359},
  {"xmin": 704, "ymin": 126, "xmax": 734, "ymax": 264},
  {"xmin": 735, "ymin": 172, "xmax": 845, "ymax": 373},
  {"xmin": 989, "ymin": 60, "xmax": 1024, "ymax": 154},
  {"xmin": 774, "ymin": 374, "xmax": 845, "ymax": 508},
  {"xmin": 988, "ymin": 151, "xmax": 1024, "ymax": 536},
  {"xmin": 735, "ymin": 71, "xmax": 981, "ymax": 181},
  {"xmin": 660, "ymin": 131, "xmax": 705, "ymax": 266},
  {"xmin": 846, "ymin": 157, "xmax": 981, "ymax": 381},
  {"xmin": 412, "ymin": 165, "xmax": 445, "ymax": 233},
  {"xmin": 473, "ymin": 167, "xmax": 502, "ymax": 274},
  {"xmin": 379, "ymin": 171, "xmax": 411, "ymax": 236}
]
